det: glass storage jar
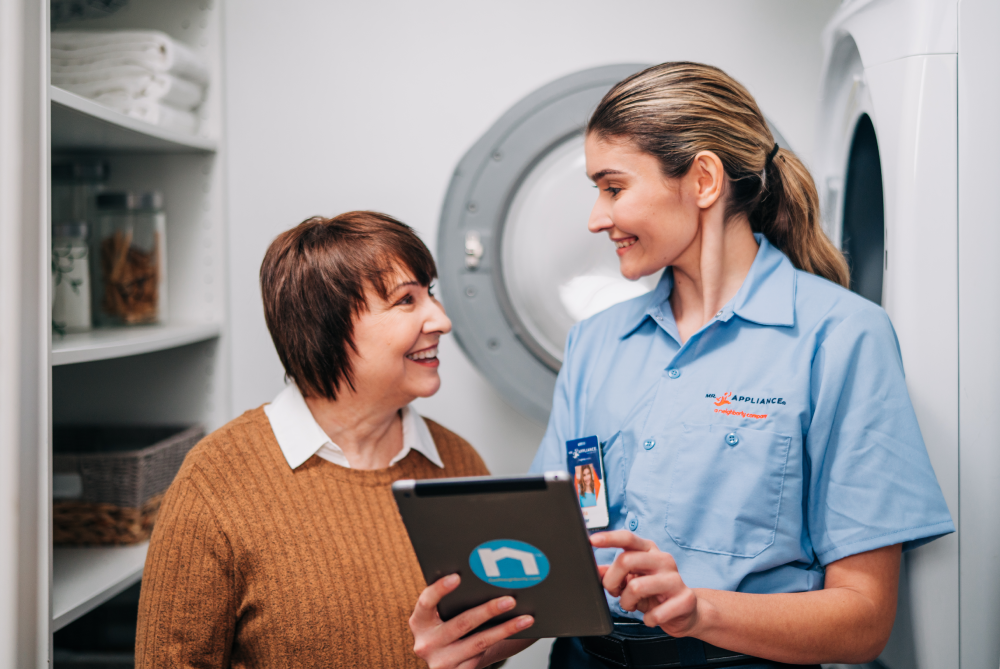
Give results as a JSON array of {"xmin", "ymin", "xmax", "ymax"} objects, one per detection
[
  {"xmin": 94, "ymin": 191, "xmax": 167, "ymax": 325},
  {"xmin": 51, "ymin": 159, "xmax": 109, "ymax": 227},
  {"xmin": 52, "ymin": 222, "xmax": 92, "ymax": 333}
]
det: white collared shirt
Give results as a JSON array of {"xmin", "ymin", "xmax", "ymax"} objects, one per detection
[{"xmin": 264, "ymin": 383, "xmax": 444, "ymax": 470}]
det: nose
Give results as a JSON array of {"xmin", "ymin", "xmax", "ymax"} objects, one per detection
[
  {"xmin": 425, "ymin": 296, "xmax": 452, "ymax": 335},
  {"xmin": 587, "ymin": 195, "xmax": 612, "ymax": 235}
]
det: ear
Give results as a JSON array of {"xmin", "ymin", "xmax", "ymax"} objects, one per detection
[{"xmin": 688, "ymin": 150, "xmax": 726, "ymax": 209}]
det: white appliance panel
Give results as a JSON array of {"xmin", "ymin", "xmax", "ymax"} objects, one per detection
[
  {"xmin": 864, "ymin": 53, "xmax": 959, "ymax": 669},
  {"xmin": 823, "ymin": 0, "xmax": 957, "ymax": 68}
]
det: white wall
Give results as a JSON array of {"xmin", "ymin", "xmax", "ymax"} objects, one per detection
[{"xmin": 223, "ymin": 4, "xmax": 838, "ymax": 663}]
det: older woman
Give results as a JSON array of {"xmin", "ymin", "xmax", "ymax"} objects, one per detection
[{"xmin": 135, "ymin": 211, "xmax": 490, "ymax": 668}]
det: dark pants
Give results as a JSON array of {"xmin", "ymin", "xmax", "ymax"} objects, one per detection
[{"xmin": 548, "ymin": 636, "xmax": 823, "ymax": 669}]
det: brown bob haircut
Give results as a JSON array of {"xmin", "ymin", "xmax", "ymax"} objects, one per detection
[{"xmin": 260, "ymin": 211, "xmax": 437, "ymax": 400}]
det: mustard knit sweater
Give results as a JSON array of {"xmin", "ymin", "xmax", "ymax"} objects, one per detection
[{"xmin": 135, "ymin": 407, "xmax": 489, "ymax": 668}]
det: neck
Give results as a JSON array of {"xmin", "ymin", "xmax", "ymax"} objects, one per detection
[
  {"xmin": 669, "ymin": 209, "xmax": 758, "ymax": 344},
  {"xmin": 303, "ymin": 389, "xmax": 408, "ymax": 470}
]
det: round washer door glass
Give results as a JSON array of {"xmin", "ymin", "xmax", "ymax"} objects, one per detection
[{"xmin": 501, "ymin": 132, "xmax": 661, "ymax": 367}]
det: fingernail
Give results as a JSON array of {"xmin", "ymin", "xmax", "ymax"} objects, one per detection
[
  {"xmin": 591, "ymin": 534, "xmax": 603, "ymax": 544},
  {"xmin": 516, "ymin": 616, "xmax": 533, "ymax": 630},
  {"xmin": 444, "ymin": 574, "xmax": 460, "ymax": 587},
  {"xmin": 498, "ymin": 597, "xmax": 515, "ymax": 611}
]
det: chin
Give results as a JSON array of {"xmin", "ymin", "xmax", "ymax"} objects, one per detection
[
  {"xmin": 408, "ymin": 378, "xmax": 442, "ymax": 400},
  {"xmin": 618, "ymin": 263, "xmax": 645, "ymax": 282}
]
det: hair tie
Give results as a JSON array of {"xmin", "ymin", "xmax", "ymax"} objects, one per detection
[{"xmin": 766, "ymin": 143, "xmax": 780, "ymax": 165}]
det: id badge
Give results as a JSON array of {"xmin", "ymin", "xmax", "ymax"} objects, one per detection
[{"xmin": 566, "ymin": 436, "xmax": 610, "ymax": 530}]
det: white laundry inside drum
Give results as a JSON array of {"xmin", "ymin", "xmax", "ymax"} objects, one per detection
[{"xmin": 501, "ymin": 133, "xmax": 662, "ymax": 366}]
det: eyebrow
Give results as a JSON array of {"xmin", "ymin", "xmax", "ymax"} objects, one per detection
[
  {"xmin": 589, "ymin": 169, "xmax": 626, "ymax": 183},
  {"xmin": 388, "ymin": 280, "xmax": 420, "ymax": 296}
]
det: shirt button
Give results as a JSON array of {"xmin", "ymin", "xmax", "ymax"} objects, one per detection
[
  {"xmin": 667, "ymin": 368, "xmax": 681, "ymax": 379},
  {"xmin": 726, "ymin": 432, "xmax": 739, "ymax": 446},
  {"xmin": 643, "ymin": 439, "xmax": 655, "ymax": 450},
  {"xmin": 629, "ymin": 517, "xmax": 639, "ymax": 531}
]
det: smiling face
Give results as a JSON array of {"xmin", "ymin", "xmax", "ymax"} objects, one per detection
[
  {"xmin": 585, "ymin": 133, "xmax": 703, "ymax": 280},
  {"xmin": 349, "ymin": 270, "xmax": 452, "ymax": 408}
]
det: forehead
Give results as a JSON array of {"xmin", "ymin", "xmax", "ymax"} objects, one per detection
[{"xmin": 584, "ymin": 134, "xmax": 655, "ymax": 179}]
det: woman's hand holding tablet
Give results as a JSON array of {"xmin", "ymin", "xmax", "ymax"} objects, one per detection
[{"xmin": 409, "ymin": 574, "xmax": 534, "ymax": 669}]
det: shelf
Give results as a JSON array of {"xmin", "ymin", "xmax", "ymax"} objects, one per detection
[
  {"xmin": 51, "ymin": 86, "xmax": 217, "ymax": 153},
  {"xmin": 53, "ymin": 322, "xmax": 221, "ymax": 365},
  {"xmin": 52, "ymin": 542, "xmax": 148, "ymax": 631}
]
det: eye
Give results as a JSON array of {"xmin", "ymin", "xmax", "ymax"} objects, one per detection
[
  {"xmin": 395, "ymin": 294, "xmax": 415, "ymax": 306},
  {"xmin": 604, "ymin": 186, "xmax": 622, "ymax": 197},
  {"xmin": 428, "ymin": 283, "xmax": 437, "ymax": 298}
]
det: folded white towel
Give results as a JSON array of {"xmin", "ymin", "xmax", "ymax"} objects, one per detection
[
  {"xmin": 51, "ymin": 30, "xmax": 209, "ymax": 86},
  {"xmin": 52, "ymin": 68, "xmax": 204, "ymax": 110},
  {"xmin": 91, "ymin": 94, "xmax": 200, "ymax": 136}
]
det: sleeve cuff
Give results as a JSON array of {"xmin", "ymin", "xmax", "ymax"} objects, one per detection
[{"xmin": 816, "ymin": 519, "xmax": 956, "ymax": 566}]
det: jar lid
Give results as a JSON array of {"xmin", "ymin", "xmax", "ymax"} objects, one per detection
[
  {"xmin": 96, "ymin": 191, "xmax": 138, "ymax": 210},
  {"xmin": 52, "ymin": 160, "xmax": 110, "ymax": 182},
  {"xmin": 53, "ymin": 222, "xmax": 88, "ymax": 238}
]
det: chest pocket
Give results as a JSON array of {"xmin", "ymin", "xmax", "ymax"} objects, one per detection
[{"xmin": 666, "ymin": 423, "xmax": 791, "ymax": 558}]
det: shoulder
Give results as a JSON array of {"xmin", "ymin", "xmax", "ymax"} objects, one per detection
[
  {"xmin": 173, "ymin": 406, "xmax": 277, "ymax": 488},
  {"xmin": 422, "ymin": 417, "xmax": 490, "ymax": 476},
  {"xmin": 563, "ymin": 289, "xmax": 654, "ymax": 360},
  {"xmin": 793, "ymin": 270, "xmax": 895, "ymax": 344}
]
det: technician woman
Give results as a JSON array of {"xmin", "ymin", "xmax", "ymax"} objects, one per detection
[{"xmin": 409, "ymin": 62, "xmax": 954, "ymax": 669}]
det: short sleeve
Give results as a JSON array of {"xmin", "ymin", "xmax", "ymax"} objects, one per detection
[
  {"xmin": 806, "ymin": 308, "xmax": 955, "ymax": 565},
  {"xmin": 529, "ymin": 324, "xmax": 581, "ymax": 474},
  {"xmin": 136, "ymin": 475, "xmax": 237, "ymax": 668}
]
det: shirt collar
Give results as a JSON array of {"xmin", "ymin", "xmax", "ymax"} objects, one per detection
[
  {"xmin": 263, "ymin": 383, "xmax": 444, "ymax": 470},
  {"xmin": 620, "ymin": 268, "xmax": 675, "ymax": 339},
  {"xmin": 620, "ymin": 234, "xmax": 796, "ymax": 339},
  {"xmin": 730, "ymin": 235, "xmax": 796, "ymax": 327}
]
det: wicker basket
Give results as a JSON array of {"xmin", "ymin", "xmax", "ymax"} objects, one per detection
[{"xmin": 53, "ymin": 424, "xmax": 204, "ymax": 545}]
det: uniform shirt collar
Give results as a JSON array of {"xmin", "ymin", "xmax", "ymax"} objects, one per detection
[
  {"xmin": 263, "ymin": 383, "xmax": 444, "ymax": 470},
  {"xmin": 620, "ymin": 234, "xmax": 796, "ymax": 339},
  {"xmin": 730, "ymin": 235, "xmax": 796, "ymax": 327}
]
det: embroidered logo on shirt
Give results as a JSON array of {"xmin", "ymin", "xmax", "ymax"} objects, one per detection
[{"xmin": 705, "ymin": 392, "xmax": 784, "ymax": 420}]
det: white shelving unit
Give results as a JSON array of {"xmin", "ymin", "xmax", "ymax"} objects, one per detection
[
  {"xmin": 13, "ymin": 0, "xmax": 234, "ymax": 664},
  {"xmin": 53, "ymin": 322, "xmax": 221, "ymax": 366},
  {"xmin": 51, "ymin": 86, "xmax": 217, "ymax": 153},
  {"xmin": 52, "ymin": 542, "xmax": 149, "ymax": 631}
]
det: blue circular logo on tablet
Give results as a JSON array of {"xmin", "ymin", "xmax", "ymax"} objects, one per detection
[{"xmin": 469, "ymin": 539, "xmax": 550, "ymax": 589}]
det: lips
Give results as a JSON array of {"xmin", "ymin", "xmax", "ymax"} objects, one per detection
[{"xmin": 406, "ymin": 346, "xmax": 438, "ymax": 361}]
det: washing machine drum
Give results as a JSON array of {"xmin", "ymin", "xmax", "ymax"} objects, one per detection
[{"xmin": 438, "ymin": 64, "xmax": 788, "ymax": 423}]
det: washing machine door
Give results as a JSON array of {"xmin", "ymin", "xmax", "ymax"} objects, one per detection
[
  {"xmin": 439, "ymin": 64, "xmax": 788, "ymax": 423},
  {"xmin": 816, "ymin": 36, "xmax": 887, "ymax": 305}
]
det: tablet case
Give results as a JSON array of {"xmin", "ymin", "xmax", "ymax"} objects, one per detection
[{"xmin": 393, "ymin": 472, "xmax": 614, "ymax": 639}]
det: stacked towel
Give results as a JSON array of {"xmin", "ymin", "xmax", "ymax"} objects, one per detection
[{"xmin": 52, "ymin": 31, "xmax": 209, "ymax": 136}]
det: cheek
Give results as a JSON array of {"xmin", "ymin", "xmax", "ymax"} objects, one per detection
[{"xmin": 636, "ymin": 190, "xmax": 697, "ymax": 246}]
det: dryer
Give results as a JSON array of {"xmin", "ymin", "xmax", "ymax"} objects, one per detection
[{"xmin": 814, "ymin": 1, "xmax": 959, "ymax": 667}]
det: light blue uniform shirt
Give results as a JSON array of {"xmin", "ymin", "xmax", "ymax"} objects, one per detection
[{"xmin": 530, "ymin": 236, "xmax": 954, "ymax": 615}]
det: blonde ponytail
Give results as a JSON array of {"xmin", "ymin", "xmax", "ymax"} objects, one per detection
[{"xmin": 588, "ymin": 62, "xmax": 850, "ymax": 288}]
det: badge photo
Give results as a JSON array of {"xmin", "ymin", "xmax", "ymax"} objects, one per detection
[{"xmin": 566, "ymin": 436, "xmax": 609, "ymax": 529}]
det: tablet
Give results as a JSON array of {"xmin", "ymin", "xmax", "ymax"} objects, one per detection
[{"xmin": 392, "ymin": 471, "xmax": 613, "ymax": 639}]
